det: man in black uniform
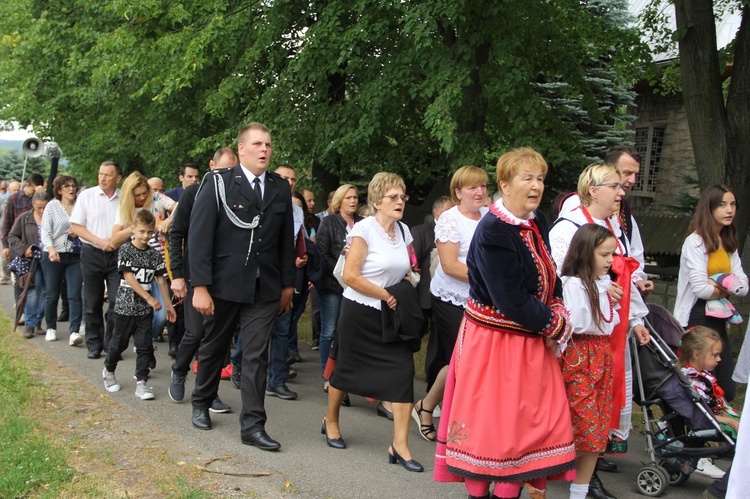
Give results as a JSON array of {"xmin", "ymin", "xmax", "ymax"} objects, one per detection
[{"xmin": 188, "ymin": 123, "xmax": 295, "ymax": 451}]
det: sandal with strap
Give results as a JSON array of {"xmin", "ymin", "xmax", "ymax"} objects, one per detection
[{"xmin": 411, "ymin": 399, "xmax": 436, "ymax": 442}]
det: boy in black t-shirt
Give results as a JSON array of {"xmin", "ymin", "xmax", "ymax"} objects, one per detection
[{"xmin": 102, "ymin": 210, "xmax": 176, "ymax": 399}]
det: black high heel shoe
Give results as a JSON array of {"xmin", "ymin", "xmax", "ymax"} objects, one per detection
[
  {"xmin": 377, "ymin": 401, "xmax": 394, "ymax": 420},
  {"xmin": 388, "ymin": 444, "xmax": 423, "ymax": 472},
  {"xmin": 341, "ymin": 394, "xmax": 351, "ymax": 407},
  {"xmin": 321, "ymin": 418, "xmax": 346, "ymax": 449}
]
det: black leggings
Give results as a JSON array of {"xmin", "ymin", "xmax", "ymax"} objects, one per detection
[{"xmin": 688, "ymin": 300, "xmax": 736, "ymax": 402}]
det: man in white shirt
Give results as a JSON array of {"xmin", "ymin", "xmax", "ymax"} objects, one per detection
[{"xmin": 70, "ymin": 161, "xmax": 122, "ymax": 359}]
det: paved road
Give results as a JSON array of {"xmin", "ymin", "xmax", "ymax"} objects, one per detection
[{"xmin": 1, "ymin": 284, "xmax": 721, "ymax": 498}]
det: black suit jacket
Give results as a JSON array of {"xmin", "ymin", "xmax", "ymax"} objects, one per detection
[
  {"xmin": 169, "ymin": 182, "xmax": 201, "ymax": 281},
  {"xmin": 410, "ymin": 220, "xmax": 436, "ymax": 309},
  {"xmin": 188, "ymin": 166, "xmax": 295, "ymax": 304}
]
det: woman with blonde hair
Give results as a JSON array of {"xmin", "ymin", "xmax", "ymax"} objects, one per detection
[
  {"xmin": 315, "ymin": 184, "xmax": 362, "ymax": 384},
  {"xmin": 413, "ymin": 165, "xmax": 488, "ymax": 442},
  {"xmin": 112, "ymin": 171, "xmax": 176, "ymax": 344},
  {"xmin": 322, "ymin": 172, "xmax": 423, "ymax": 472},
  {"xmin": 550, "ymin": 163, "xmax": 650, "ymax": 498}
]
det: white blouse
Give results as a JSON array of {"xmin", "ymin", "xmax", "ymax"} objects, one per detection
[
  {"xmin": 562, "ymin": 275, "xmax": 620, "ymax": 336},
  {"xmin": 551, "ymin": 207, "xmax": 648, "ymax": 329},
  {"xmin": 673, "ymin": 232, "xmax": 748, "ymax": 326},
  {"xmin": 342, "ymin": 216, "xmax": 413, "ymax": 310},
  {"xmin": 429, "ymin": 205, "xmax": 488, "ymax": 306}
]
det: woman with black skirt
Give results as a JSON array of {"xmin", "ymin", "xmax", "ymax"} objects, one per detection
[{"xmin": 322, "ymin": 172, "xmax": 423, "ymax": 472}]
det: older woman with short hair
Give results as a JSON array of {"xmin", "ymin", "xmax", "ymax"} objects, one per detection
[
  {"xmin": 435, "ymin": 148, "xmax": 576, "ymax": 499},
  {"xmin": 413, "ymin": 165, "xmax": 488, "ymax": 442},
  {"xmin": 322, "ymin": 172, "xmax": 423, "ymax": 472}
]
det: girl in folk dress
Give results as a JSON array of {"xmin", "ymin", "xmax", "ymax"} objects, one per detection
[{"xmin": 559, "ymin": 224, "xmax": 648, "ymax": 499}]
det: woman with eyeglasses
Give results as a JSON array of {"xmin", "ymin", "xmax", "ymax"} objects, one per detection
[
  {"xmin": 549, "ymin": 163, "xmax": 650, "ymax": 499},
  {"xmin": 41, "ymin": 176, "xmax": 84, "ymax": 345},
  {"xmin": 413, "ymin": 165, "xmax": 488, "ymax": 442},
  {"xmin": 322, "ymin": 172, "xmax": 424, "ymax": 472}
]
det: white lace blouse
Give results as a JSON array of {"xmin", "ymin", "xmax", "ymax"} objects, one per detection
[
  {"xmin": 342, "ymin": 216, "xmax": 413, "ymax": 310},
  {"xmin": 429, "ymin": 205, "xmax": 488, "ymax": 306}
]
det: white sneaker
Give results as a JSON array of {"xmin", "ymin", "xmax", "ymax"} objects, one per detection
[
  {"xmin": 694, "ymin": 458, "xmax": 725, "ymax": 479},
  {"xmin": 135, "ymin": 382, "xmax": 155, "ymax": 400},
  {"xmin": 45, "ymin": 329, "xmax": 57, "ymax": 342},
  {"xmin": 69, "ymin": 332, "xmax": 83, "ymax": 346},
  {"xmin": 102, "ymin": 368, "xmax": 121, "ymax": 393}
]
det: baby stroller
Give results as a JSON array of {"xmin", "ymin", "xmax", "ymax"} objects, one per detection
[{"xmin": 630, "ymin": 303, "xmax": 735, "ymax": 496}]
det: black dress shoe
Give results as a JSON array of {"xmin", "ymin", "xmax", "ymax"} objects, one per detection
[
  {"xmin": 231, "ymin": 364, "xmax": 241, "ymax": 389},
  {"xmin": 321, "ymin": 418, "xmax": 346, "ymax": 449},
  {"xmin": 87, "ymin": 350, "xmax": 101, "ymax": 359},
  {"xmin": 588, "ymin": 471, "xmax": 617, "ymax": 499},
  {"xmin": 192, "ymin": 407, "xmax": 212, "ymax": 430},
  {"xmin": 596, "ymin": 456, "xmax": 618, "ymax": 473},
  {"xmin": 168, "ymin": 344, "xmax": 178, "ymax": 358},
  {"xmin": 265, "ymin": 384, "xmax": 298, "ymax": 400},
  {"xmin": 377, "ymin": 401, "xmax": 393, "ymax": 420},
  {"xmin": 58, "ymin": 312, "xmax": 69, "ymax": 322},
  {"xmin": 388, "ymin": 444, "xmax": 423, "ymax": 472},
  {"xmin": 241, "ymin": 430, "xmax": 281, "ymax": 451}
]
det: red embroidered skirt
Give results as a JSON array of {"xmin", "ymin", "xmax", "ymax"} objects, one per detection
[
  {"xmin": 559, "ymin": 334, "xmax": 614, "ymax": 453},
  {"xmin": 435, "ymin": 316, "xmax": 576, "ymax": 483}
]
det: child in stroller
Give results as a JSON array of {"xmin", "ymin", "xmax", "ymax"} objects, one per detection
[
  {"xmin": 630, "ymin": 305, "xmax": 735, "ymax": 496},
  {"xmin": 677, "ymin": 327, "xmax": 741, "ymax": 437}
]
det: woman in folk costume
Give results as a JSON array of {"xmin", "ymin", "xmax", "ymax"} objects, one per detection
[
  {"xmin": 434, "ymin": 147, "xmax": 576, "ymax": 499},
  {"xmin": 549, "ymin": 163, "xmax": 650, "ymax": 499}
]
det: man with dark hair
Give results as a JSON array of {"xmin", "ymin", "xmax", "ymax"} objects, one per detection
[
  {"xmin": 168, "ymin": 147, "xmax": 238, "ymax": 413},
  {"xmin": 188, "ymin": 123, "xmax": 295, "ymax": 452},
  {"xmin": 315, "ymin": 190, "xmax": 335, "ymax": 219},
  {"xmin": 70, "ymin": 161, "xmax": 123, "ymax": 359},
  {"xmin": 165, "ymin": 163, "xmax": 201, "ymax": 202}
]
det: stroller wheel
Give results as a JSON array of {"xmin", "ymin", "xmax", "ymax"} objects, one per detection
[
  {"xmin": 636, "ymin": 465, "xmax": 670, "ymax": 496},
  {"xmin": 657, "ymin": 460, "xmax": 690, "ymax": 486}
]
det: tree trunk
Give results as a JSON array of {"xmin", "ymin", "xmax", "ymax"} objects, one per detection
[
  {"xmin": 725, "ymin": 4, "xmax": 750, "ymax": 251},
  {"xmin": 675, "ymin": 0, "xmax": 750, "ymax": 250},
  {"xmin": 674, "ymin": 0, "xmax": 728, "ymax": 187}
]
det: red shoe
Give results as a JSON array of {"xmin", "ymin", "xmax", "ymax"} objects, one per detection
[
  {"xmin": 220, "ymin": 364, "xmax": 233, "ymax": 380},
  {"xmin": 192, "ymin": 360, "xmax": 198, "ymax": 374}
]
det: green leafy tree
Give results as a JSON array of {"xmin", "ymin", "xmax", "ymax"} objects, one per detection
[
  {"xmin": 0, "ymin": 150, "xmax": 49, "ymax": 181},
  {"xmin": 0, "ymin": 0, "xmax": 649, "ymax": 197}
]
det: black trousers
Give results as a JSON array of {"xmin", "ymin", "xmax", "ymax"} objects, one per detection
[
  {"xmin": 191, "ymin": 294, "xmax": 278, "ymax": 435},
  {"xmin": 424, "ymin": 295, "xmax": 464, "ymax": 391},
  {"xmin": 80, "ymin": 246, "xmax": 119, "ymax": 354},
  {"xmin": 167, "ymin": 297, "xmax": 185, "ymax": 348},
  {"xmin": 105, "ymin": 312, "xmax": 154, "ymax": 381},
  {"xmin": 172, "ymin": 285, "xmax": 203, "ymax": 376},
  {"xmin": 688, "ymin": 299, "xmax": 736, "ymax": 402}
]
